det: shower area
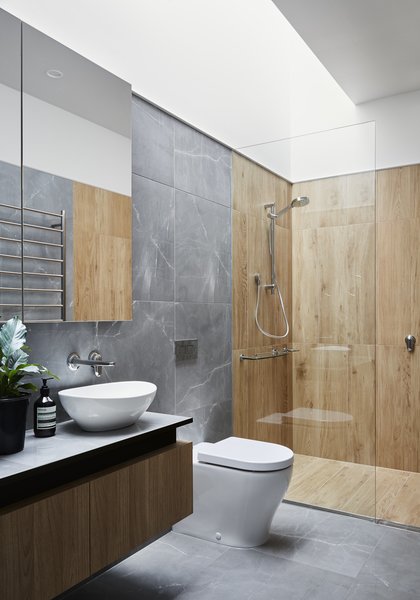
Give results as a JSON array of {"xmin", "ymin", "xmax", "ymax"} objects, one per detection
[{"xmin": 233, "ymin": 122, "xmax": 420, "ymax": 528}]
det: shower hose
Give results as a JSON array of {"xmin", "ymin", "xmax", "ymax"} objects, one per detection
[{"xmin": 254, "ymin": 277, "xmax": 289, "ymax": 339}]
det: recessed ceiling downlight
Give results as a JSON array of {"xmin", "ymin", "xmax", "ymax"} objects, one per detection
[{"xmin": 46, "ymin": 69, "xmax": 63, "ymax": 79}]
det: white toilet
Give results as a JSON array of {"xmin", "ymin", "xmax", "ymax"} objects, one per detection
[{"xmin": 173, "ymin": 436, "xmax": 293, "ymax": 548}]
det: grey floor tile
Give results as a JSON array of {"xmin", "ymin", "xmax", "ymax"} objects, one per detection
[
  {"xmin": 64, "ymin": 505, "xmax": 420, "ymax": 600},
  {"xmin": 256, "ymin": 504, "xmax": 383, "ymax": 578},
  {"xmin": 345, "ymin": 582, "xmax": 420, "ymax": 600},
  {"xmin": 252, "ymin": 557, "xmax": 354, "ymax": 600},
  {"xmin": 273, "ymin": 502, "xmax": 384, "ymax": 550},
  {"xmin": 181, "ymin": 548, "xmax": 284, "ymax": 600},
  {"xmin": 256, "ymin": 531, "xmax": 371, "ymax": 578},
  {"xmin": 357, "ymin": 525, "xmax": 420, "ymax": 596},
  {"xmin": 66, "ymin": 532, "xmax": 229, "ymax": 600}
]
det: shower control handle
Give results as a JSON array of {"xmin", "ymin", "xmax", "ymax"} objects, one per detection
[{"xmin": 405, "ymin": 335, "xmax": 416, "ymax": 352}]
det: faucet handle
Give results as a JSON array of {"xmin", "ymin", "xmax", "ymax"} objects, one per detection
[
  {"xmin": 67, "ymin": 351, "xmax": 115, "ymax": 376},
  {"xmin": 405, "ymin": 335, "xmax": 416, "ymax": 352}
]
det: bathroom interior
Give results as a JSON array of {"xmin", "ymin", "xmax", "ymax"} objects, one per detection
[{"xmin": 1, "ymin": 1, "xmax": 420, "ymax": 599}]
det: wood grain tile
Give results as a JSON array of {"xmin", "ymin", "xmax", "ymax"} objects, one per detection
[
  {"xmin": 293, "ymin": 223, "xmax": 375, "ymax": 345},
  {"xmin": 233, "ymin": 346, "xmax": 293, "ymax": 447},
  {"xmin": 377, "ymin": 165, "xmax": 420, "ymax": 222},
  {"xmin": 232, "ymin": 210, "xmax": 248, "ymax": 350},
  {"xmin": 232, "ymin": 152, "xmax": 293, "ymax": 442},
  {"xmin": 378, "ymin": 471, "xmax": 420, "ymax": 527},
  {"xmin": 376, "ymin": 345, "xmax": 420, "ymax": 472},
  {"xmin": 292, "ymin": 172, "xmax": 374, "ymax": 230},
  {"xmin": 377, "ymin": 219, "xmax": 420, "ymax": 346},
  {"xmin": 232, "ymin": 152, "xmax": 291, "ymax": 226},
  {"xmin": 288, "ymin": 455, "xmax": 420, "ymax": 525},
  {"xmin": 376, "ymin": 466, "xmax": 411, "ymax": 518},
  {"xmin": 291, "ymin": 344, "xmax": 375, "ymax": 465}
]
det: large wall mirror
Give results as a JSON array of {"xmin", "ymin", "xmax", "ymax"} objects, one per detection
[
  {"xmin": 0, "ymin": 10, "xmax": 22, "ymax": 322},
  {"xmin": 0, "ymin": 8, "xmax": 132, "ymax": 323}
]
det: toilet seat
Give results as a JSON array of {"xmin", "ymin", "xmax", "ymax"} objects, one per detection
[{"xmin": 197, "ymin": 436, "xmax": 293, "ymax": 472}]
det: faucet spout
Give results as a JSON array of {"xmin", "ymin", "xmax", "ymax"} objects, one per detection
[{"xmin": 67, "ymin": 351, "xmax": 115, "ymax": 377}]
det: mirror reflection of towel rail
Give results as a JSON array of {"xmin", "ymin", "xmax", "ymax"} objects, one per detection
[{"xmin": 240, "ymin": 347, "xmax": 299, "ymax": 361}]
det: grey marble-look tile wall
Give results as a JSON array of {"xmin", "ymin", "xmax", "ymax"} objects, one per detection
[{"xmin": 22, "ymin": 96, "xmax": 232, "ymax": 444}]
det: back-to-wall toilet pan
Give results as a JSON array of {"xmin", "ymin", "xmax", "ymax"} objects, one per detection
[{"xmin": 173, "ymin": 436, "xmax": 294, "ymax": 548}]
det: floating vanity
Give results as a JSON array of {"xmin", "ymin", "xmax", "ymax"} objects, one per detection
[{"xmin": 0, "ymin": 413, "xmax": 193, "ymax": 600}]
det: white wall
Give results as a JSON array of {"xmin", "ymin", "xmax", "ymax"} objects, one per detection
[{"xmin": 356, "ymin": 90, "xmax": 420, "ymax": 171}]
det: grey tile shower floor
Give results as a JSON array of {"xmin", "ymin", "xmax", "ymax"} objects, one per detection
[{"xmin": 64, "ymin": 503, "xmax": 420, "ymax": 600}]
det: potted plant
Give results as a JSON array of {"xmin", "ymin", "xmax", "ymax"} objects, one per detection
[{"xmin": 0, "ymin": 316, "xmax": 56, "ymax": 455}]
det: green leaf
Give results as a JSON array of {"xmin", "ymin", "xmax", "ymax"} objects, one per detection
[
  {"xmin": 16, "ymin": 364, "xmax": 43, "ymax": 375},
  {"xmin": 0, "ymin": 317, "xmax": 58, "ymax": 398},
  {"xmin": 0, "ymin": 317, "xmax": 27, "ymax": 360},
  {"xmin": 6, "ymin": 348, "xmax": 29, "ymax": 370},
  {"xmin": 19, "ymin": 382, "xmax": 38, "ymax": 392}
]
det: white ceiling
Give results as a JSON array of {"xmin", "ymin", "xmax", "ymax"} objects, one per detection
[{"xmin": 272, "ymin": 0, "xmax": 420, "ymax": 104}]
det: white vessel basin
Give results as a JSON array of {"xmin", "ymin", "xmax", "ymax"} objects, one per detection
[{"xmin": 58, "ymin": 381, "xmax": 157, "ymax": 432}]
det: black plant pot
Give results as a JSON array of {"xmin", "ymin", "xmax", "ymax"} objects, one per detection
[{"xmin": 0, "ymin": 396, "xmax": 29, "ymax": 455}]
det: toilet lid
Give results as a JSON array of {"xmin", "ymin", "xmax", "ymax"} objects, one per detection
[{"xmin": 197, "ymin": 437, "xmax": 294, "ymax": 472}]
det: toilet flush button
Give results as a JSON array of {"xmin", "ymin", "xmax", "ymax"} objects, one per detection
[{"xmin": 215, "ymin": 532, "xmax": 222, "ymax": 541}]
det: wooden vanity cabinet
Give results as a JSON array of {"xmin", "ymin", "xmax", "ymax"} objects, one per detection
[{"xmin": 0, "ymin": 441, "xmax": 192, "ymax": 600}]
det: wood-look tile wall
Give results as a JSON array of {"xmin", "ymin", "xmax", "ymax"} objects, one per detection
[
  {"xmin": 233, "ymin": 158, "xmax": 420, "ymax": 477},
  {"xmin": 291, "ymin": 173, "xmax": 376, "ymax": 465},
  {"xmin": 376, "ymin": 165, "xmax": 420, "ymax": 472},
  {"xmin": 232, "ymin": 153, "xmax": 293, "ymax": 447}
]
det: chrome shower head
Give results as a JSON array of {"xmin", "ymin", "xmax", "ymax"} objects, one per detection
[
  {"xmin": 268, "ymin": 196, "xmax": 310, "ymax": 219},
  {"xmin": 291, "ymin": 196, "xmax": 310, "ymax": 208}
]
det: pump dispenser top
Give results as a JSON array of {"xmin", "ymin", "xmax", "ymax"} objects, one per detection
[{"xmin": 40, "ymin": 378, "xmax": 53, "ymax": 396}]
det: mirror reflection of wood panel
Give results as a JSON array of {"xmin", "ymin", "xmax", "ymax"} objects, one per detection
[{"xmin": 73, "ymin": 182, "xmax": 132, "ymax": 321}]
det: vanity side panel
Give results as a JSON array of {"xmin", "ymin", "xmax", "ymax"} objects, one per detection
[{"xmin": 145, "ymin": 440, "xmax": 193, "ymax": 534}]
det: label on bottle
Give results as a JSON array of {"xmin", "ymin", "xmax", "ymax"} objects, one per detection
[{"xmin": 36, "ymin": 406, "xmax": 56, "ymax": 429}]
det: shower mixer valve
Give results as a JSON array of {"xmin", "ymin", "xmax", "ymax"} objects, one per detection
[{"xmin": 405, "ymin": 335, "xmax": 416, "ymax": 352}]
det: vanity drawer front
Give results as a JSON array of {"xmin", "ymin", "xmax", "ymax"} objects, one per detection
[
  {"xmin": 90, "ymin": 441, "xmax": 193, "ymax": 573},
  {"xmin": 0, "ymin": 482, "xmax": 90, "ymax": 600}
]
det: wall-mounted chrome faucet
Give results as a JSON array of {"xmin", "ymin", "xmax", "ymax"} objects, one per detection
[
  {"xmin": 405, "ymin": 335, "xmax": 416, "ymax": 352},
  {"xmin": 67, "ymin": 351, "xmax": 116, "ymax": 377}
]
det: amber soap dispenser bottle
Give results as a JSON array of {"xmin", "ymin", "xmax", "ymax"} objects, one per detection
[{"xmin": 34, "ymin": 378, "xmax": 56, "ymax": 437}]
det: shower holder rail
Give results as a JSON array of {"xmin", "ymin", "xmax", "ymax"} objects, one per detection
[{"xmin": 240, "ymin": 347, "xmax": 299, "ymax": 361}]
